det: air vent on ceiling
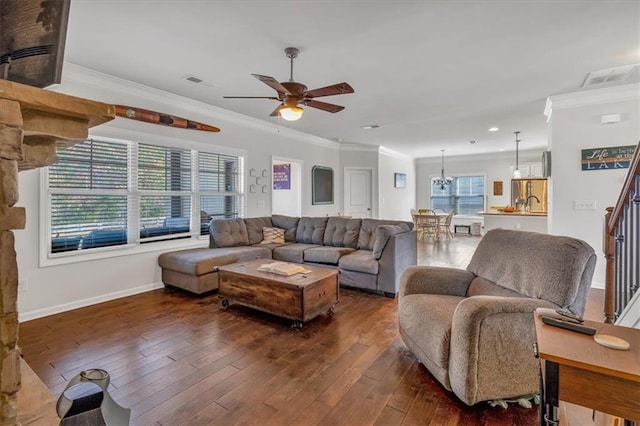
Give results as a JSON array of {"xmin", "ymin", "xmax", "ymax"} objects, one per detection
[
  {"xmin": 582, "ymin": 64, "xmax": 638, "ymax": 88},
  {"xmin": 185, "ymin": 75, "xmax": 204, "ymax": 83}
]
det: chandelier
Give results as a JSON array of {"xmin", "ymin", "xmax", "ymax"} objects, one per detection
[{"xmin": 433, "ymin": 149, "xmax": 453, "ymax": 190}]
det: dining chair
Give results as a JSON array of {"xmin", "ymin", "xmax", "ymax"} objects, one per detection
[{"xmin": 438, "ymin": 210, "xmax": 454, "ymax": 240}]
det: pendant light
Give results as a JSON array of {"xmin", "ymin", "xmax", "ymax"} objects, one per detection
[
  {"xmin": 433, "ymin": 149, "xmax": 453, "ymax": 190},
  {"xmin": 512, "ymin": 131, "xmax": 522, "ymax": 179}
]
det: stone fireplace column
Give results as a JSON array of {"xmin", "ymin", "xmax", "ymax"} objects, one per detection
[
  {"xmin": 0, "ymin": 80, "xmax": 114, "ymax": 425},
  {"xmin": 0, "ymin": 99, "xmax": 26, "ymax": 425}
]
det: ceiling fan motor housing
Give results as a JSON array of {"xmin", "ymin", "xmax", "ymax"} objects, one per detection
[{"xmin": 284, "ymin": 47, "xmax": 299, "ymax": 59}]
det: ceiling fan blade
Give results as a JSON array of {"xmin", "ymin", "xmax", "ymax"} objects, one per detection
[
  {"xmin": 305, "ymin": 82, "xmax": 354, "ymax": 98},
  {"xmin": 223, "ymin": 96, "xmax": 279, "ymax": 99},
  {"xmin": 252, "ymin": 74, "xmax": 292, "ymax": 95},
  {"xmin": 304, "ymin": 100, "xmax": 345, "ymax": 113},
  {"xmin": 269, "ymin": 105, "xmax": 283, "ymax": 117}
]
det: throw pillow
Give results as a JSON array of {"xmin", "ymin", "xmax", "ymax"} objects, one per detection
[{"xmin": 261, "ymin": 227, "xmax": 285, "ymax": 244}]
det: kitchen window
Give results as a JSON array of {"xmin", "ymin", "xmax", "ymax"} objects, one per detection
[
  {"xmin": 431, "ymin": 175, "xmax": 485, "ymax": 215},
  {"xmin": 46, "ymin": 138, "xmax": 243, "ymax": 257}
]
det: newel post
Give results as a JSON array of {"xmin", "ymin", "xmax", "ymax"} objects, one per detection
[{"xmin": 603, "ymin": 207, "xmax": 615, "ymax": 324}]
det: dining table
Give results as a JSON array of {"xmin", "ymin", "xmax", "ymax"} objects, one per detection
[{"xmin": 413, "ymin": 211, "xmax": 450, "ymax": 240}]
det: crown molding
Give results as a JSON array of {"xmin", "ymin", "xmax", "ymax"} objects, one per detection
[
  {"xmin": 545, "ymin": 83, "xmax": 640, "ymax": 119},
  {"xmin": 56, "ymin": 63, "xmax": 341, "ymax": 150},
  {"xmin": 379, "ymin": 146, "xmax": 414, "ymax": 160},
  {"xmin": 339, "ymin": 143, "xmax": 380, "ymax": 152},
  {"xmin": 415, "ymin": 148, "xmax": 546, "ymax": 164}
]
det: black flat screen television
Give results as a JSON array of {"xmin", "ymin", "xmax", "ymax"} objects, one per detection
[{"xmin": 0, "ymin": 0, "xmax": 71, "ymax": 88}]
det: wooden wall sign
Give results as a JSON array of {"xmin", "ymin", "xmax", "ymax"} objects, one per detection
[
  {"xmin": 493, "ymin": 181, "xmax": 503, "ymax": 196},
  {"xmin": 581, "ymin": 145, "xmax": 636, "ymax": 171},
  {"xmin": 115, "ymin": 105, "xmax": 220, "ymax": 132}
]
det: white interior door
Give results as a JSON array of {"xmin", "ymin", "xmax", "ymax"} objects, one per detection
[
  {"xmin": 344, "ymin": 168, "xmax": 372, "ymax": 218},
  {"xmin": 271, "ymin": 157, "xmax": 302, "ymax": 217}
]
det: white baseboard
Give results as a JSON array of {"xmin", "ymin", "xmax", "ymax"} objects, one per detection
[{"xmin": 19, "ymin": 282, "xmax": 165, "ymax": 322}]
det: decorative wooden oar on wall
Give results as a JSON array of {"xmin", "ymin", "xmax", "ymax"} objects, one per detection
[{"xmin": 115, "ymin": 105, "xmax": 220, "ymax": 132}]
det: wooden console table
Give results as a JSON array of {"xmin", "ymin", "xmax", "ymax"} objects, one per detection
[{"xmin": 534, "ymin": 313, "xmax": 640, "ymax": 425}]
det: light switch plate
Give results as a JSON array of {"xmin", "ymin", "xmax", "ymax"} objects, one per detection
[{"xmin": 574, "ymin": 200, "xmax": 596, "ymax": 210}]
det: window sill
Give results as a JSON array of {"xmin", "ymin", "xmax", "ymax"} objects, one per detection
[{"xmin": 40, "ymin": 236, "xmax": 209, "ymax": 268}]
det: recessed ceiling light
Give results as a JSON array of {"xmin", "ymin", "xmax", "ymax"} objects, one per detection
[
  {"xmin": 499, "ymin": 148, "xmax": 505, "ymax": 152},
  {"xmin": 489, "ymin": 127, "xmax": 499, "ymax": 132},
  {"xmin": 469, "ymin": 140, "xmax": 477, "ymax": 144},
  {"xmin": 361, "ymin": 124, "xmax": 380, "ymax": 130}
]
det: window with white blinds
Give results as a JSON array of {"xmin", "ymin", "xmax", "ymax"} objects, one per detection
[
  {"xmin": 431, "ymin": 175, "xmax": 485, "ymax": 215},
  {"xmin": 198, "ymin": 151, "xmax": 242, "ymax": 235},
  {"xmin": 47, "ymin": 138, "xmax": 243, "ymax": 255}
]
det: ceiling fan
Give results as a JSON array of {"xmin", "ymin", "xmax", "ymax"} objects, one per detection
[{"xmin": 223, "ymin": 47, "xmax": 354, "ymax": 121}]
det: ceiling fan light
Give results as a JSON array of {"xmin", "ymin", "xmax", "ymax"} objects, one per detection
[{"xmin": 280, "ymin": 106, "xmax": 304, "ymax": 121}]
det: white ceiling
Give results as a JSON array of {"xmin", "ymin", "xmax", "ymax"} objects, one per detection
[{"xmin": 64, "ymin": 1, "xmax": 640, "ymax": 158}]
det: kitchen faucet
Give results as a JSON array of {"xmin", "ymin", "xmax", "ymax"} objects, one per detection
[{"xmin": 525, "ymin": 195, "xmax": 540, "ymax": 212}]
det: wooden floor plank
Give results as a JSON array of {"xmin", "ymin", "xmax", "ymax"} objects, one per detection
[{"xmin": 19, "ymin": 236, "xmax": 605, "ymax": 425}]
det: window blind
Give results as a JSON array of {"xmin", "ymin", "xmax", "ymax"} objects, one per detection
[
  {"xmin": 431, "ymin": 176, "xmax": 485, "ymax": 215},
  {"xmin": 46, "ymin": 138, "xmax": 244, "ymax": 256},
  {"xmin": 49, "ymin": 140, "xmax": 129, "ymax": 253}
]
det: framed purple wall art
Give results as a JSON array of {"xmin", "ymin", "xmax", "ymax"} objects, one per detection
[{"xmin": 273, "ymin": 163, "xmax": 291, "ymax": 190}]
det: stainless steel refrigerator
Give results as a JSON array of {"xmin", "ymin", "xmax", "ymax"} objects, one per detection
[{"xmin": 511, "ymin": 178, "xmax": 548, "ymax": 213}]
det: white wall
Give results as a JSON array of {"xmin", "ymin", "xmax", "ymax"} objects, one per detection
[
  {"xmin": 378, "ymin": 148, "xmax": 416, "ymax": 221},
  {"xmin": 416, "ymin": 149, "xmax": 545, "ymax": 211},
  {"xmin": 16, "ymin": 64, "xmax": 346, "ymax": 320},
  {"xmin": 271, "ymin": 159, "xmax": 302, "ymax": 217},
  {"xmin": 547, "ymin": 84, "xmax": 639, "ymax": 288}
]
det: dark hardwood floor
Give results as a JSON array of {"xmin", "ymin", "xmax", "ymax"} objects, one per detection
[{"xmin": 20, "ymin": 236, "xmax": 606, "ymax": 425}]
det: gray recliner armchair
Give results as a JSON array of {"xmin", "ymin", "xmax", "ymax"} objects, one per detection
[{"xmin": 398, "ymin": 229, "xmax": 596, "ymax": 405}]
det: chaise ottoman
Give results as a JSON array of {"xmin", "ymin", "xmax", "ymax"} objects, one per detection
[{"xmin": 158, "ymin": 246, "xmax": 270, "ymax": 294}]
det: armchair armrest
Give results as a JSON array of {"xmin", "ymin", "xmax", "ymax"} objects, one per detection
[
  {"xmin": 399, "ymin": 266, "xmax": 474, "ymax": 298},
  {"xmin": 449, "ymin": 296, "xmax": 559, "ymax": 405}
]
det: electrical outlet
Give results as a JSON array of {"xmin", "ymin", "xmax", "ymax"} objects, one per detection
[
  {"xmin": 574, "ymin": 200, "xmax": 597, "ymax": 210},
  {"xmin": 18, "ymin": 279, "xmax": 28, "ymax": 293}
]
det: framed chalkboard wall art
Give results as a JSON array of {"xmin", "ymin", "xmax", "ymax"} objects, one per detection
[
  {"xmin": 312, "ymin": 166, "xmax": 334, "ymax": 205},
  {"xmin": 581, "ymin": 145, "xmax": 636, "ymax": 171}
]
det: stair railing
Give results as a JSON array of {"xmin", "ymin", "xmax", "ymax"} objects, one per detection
[{"xmin": 603, "ymin": 141, "xmax": 640, "ymax": 323}]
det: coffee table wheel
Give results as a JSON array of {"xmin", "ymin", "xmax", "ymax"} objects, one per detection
[
  {"xmin": 328, "ymin": 305, "xmax": 336, "ymax": 315},
  {"xmin": 292, "ymin": 320, "xmax": 303, "ymax": 330},
  {"xmin": 221, "ymin": 298, "xmax": 230, "ymax": 310}
]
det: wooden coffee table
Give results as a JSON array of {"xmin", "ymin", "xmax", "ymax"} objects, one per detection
[{"xmin": 218, "ymin": 259, "xmax": 339, "ymax": 329}]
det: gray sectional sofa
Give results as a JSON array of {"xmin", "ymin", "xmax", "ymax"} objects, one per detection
[{"xmin": 158, "ymin": 215, "xmax": 416, "ymax": 297}]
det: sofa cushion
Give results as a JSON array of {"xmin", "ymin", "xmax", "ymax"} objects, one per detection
[
  {"xmin": 273, "ymin": 243, "xmax": 319, "ymax": 263},
  {"xmin": 158, "ymin": 246, "xmax": 269, "ymax": 276},
  {"xmin": 357, "ymin": 219, "xmax": 413, "ymax": 251},
  {"xmin": 304, "ymin": 246, "xmax": 355, "ymax": 265},
  {"xmin": 296, "ymin": 217, "xmax": 329, "ymax": 244},
  {"xmin": 210, "ymin": 219, "xmax": 249, "ymax": 248},
  {"xmin": 260, "ymin": 227, "xmax": 285, "ymax": 244},
  {"xmin": 244, "ymin": 217, "xmax": 273, "ymax": 245},
  {"xmin": 323, "ymin": 217, "xmax": 362, "ymax": 248},
  {"xmin": 466, "ymin": 229, "xmax": 596, "ymax": 308},
  {"xmin": 338, "ymin": 250, "xmax": 379, "ymax": 275},
  {"xmin": 398, "ymin": 294, "xmax": 463, "ymax": 370},
  {"xmin": 372, "ymin": 224, "xmax": 411, "ymax": 259},
  {"xmin": 272, "ymin": 214, "xmax": 300, "ymax": 242}
]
